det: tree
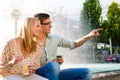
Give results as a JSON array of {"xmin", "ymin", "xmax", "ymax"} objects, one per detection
[
  {"xmin": 107, "ymin": 2, "xmax": 120, "ymax": 46},
  {"xmin": 81, "ymin": 0, "xmax": 102, "ymax": 43},
  {"xmin": 80, "ymin": 0, "xmax": 102, "ymax": 63},
  {"xmin": 81, "ymin": 0, "xmax": 102, "ymax": 29},
  {"xmin": 100, "ymin": 20, "xmax": 110, "ymax": 43}
]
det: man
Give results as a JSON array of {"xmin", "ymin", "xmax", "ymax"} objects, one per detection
[{"xmin": 34, "ymin": 13, "xmax": 103, "ymax": 80}]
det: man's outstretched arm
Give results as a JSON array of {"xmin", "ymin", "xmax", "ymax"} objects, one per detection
[{"xmin": 74, "ymin": 28, "xmax": 103, "ymax": 48}]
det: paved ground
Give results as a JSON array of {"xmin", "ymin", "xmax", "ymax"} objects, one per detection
[
  {"xmin": 92, "ymin": 74, "xmax": 120, "ymax": 80},
  {"xmin": 92, "ymin": 71, "xmax": 120, "ymax": 80}
]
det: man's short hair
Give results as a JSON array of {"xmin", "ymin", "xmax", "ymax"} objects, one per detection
[{"xmin": 34, "ymin": 13, "xmax": 50, "ymax": 24}]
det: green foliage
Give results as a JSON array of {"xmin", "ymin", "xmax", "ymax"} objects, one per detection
[
  {"xmin": 81, "ymin": 0, "xmax": 120, "ymax": 46},
  {"xmin": 106, "ymin": 2, "xmax": 120, "ymax": 46},
  {"xmin": 100, "ymin": 20, "xmax": 110, "ymax": 43},
  {"xmin": 81, "ymin": 0, "xmax": 102, "ymax": 43},
  {"xmin": 81, "ymin": 0, "xmax": 102, "ymax": 29}
]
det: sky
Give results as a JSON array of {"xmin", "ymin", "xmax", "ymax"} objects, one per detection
[{"xmin": 0, "ymin": 0, "xmax": 120, "ymax": 52}]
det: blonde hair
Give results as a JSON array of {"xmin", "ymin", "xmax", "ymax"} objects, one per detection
[{"xmin": 19, "ymin": 17, "xmax": 39, "ymax": 53}]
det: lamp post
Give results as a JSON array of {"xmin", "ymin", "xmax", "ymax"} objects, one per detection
[
  {"xmin": 11, "ymin": 9, "xmax": 21, "ymax": 37},
  {"xmin": 109, "ymin": 37, "xmax": 112, "ymax": 56}
]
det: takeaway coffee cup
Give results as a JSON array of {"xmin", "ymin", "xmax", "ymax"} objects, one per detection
[
  {"xmin": 57, "ymin": 55, "xmax": 64, "ymax": 65},
  {"xmin": 22, "ymin": 65, "xmax": 29, "ymax": 76}
]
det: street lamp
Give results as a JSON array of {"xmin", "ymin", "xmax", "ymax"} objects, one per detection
[{"xmin": 109, "ymin": 37, "xmax": 112, "ymax": 56}]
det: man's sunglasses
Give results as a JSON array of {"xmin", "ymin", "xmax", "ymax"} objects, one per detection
[{"xmin": 41, "ymin": 22, "xmax": 51, "ymax": 25}]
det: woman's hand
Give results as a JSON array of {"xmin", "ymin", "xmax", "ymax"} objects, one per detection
[
  {"xmin": 0, "ymin": 56, "xmax": 23, "ymax": 69},
  {"xmin": 22, "ymin": 64, "xmax": 37, "ymax": 76},
  {"xmin": 27, "ymin": 65, "xmax": 36, "ymax": 75},
  {"xmin": 0, "ymin": 56, "xmax": 23, "ymax": 73},
  {"xmin": 9, "ymin": 56, "xmax": 23, "ymax": 65}
]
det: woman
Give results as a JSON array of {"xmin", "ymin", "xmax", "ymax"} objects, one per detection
[{"xmin": 0, "ymin": 17, "xmax": 48, "ymax": 80}]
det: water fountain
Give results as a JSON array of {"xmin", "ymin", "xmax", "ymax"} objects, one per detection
[
  {"xmin": 50, "ymin": 11, "xmax": 94, "ymax": 64},
  {"xmin": 11, "ymin": 9, "xmax": 21, "ymax": 37}
]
